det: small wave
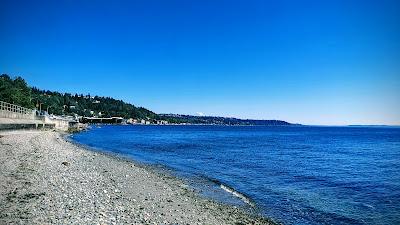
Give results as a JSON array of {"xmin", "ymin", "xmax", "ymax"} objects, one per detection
[
  {"xmin": 220, "ymin": 184, "xmax": 255, "ymax": 207},
  {"xmin": 196, "ymin": 175, "xmax": 256, "ymax": 207},
  {"xmin": 361, "ymin": 203, "xmax": 375, "ymax": 209}
]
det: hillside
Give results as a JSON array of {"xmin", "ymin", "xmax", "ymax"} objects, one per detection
[
  {"xmin": 1, "ymin": 74, "xmax": 294, "ymax": 125},
  {"xmin": 159, "ymin": 114, "xmax": 294, "ymax": 126},
  {"xmin": 0, "ymin": 74, "xmax": 158, "ymax": 120}
]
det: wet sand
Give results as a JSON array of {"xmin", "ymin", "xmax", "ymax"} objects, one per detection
[{"xmin": 0, "ymin": 130, "xmax": 275, "ymax": 224}]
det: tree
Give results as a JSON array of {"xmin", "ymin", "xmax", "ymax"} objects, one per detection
[{"xmin": 0, "ymin": 74, "xmax": 33, "ymax": 108}]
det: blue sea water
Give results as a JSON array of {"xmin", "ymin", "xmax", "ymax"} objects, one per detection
[{"xmin": 71, "ymin": 125, "xmax": 400, "ymax": 225}]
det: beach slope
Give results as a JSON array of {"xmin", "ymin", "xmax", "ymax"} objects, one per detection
[{"xmin": 0, "ymin": 131, "xmax": 273, "ymax": 224}]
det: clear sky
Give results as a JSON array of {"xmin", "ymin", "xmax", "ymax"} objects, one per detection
[{"xmin": 1, "ymin": 0, "xmax": 399, "ymax": 125}]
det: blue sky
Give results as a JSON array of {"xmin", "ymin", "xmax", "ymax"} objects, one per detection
[{"xmin": 1, "ymin": 0, "xmax": 399, "ymax": 125}]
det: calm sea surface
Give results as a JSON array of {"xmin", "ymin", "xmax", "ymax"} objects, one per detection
[{"xmin": 71, "ymin": 125, "xmax": 400, "ymax": 225}]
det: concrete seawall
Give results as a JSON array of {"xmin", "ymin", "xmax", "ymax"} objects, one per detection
[
  {"xmin": 0, "ymin": 101, "xmax": 82, "ymax": 132},
  {"xmin": 0, "ymin": 123, "xmax": 54, "ymax": 131},
  {"xmin": 0, "ymin": 104, "xmax": 55, "ymax": 131},
  {"xmin": 0, "ymin": 110, "xmax": 34, "ymax": 120}
]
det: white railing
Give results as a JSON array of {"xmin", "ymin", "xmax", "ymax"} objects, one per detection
[{"xmin": 0, "ymin": 100, "xmax": 34, "ymax": 119}]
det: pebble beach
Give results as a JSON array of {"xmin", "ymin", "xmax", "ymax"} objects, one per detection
[{"xmin": 0, "ymin": 130, "xmax": 273, "ymax": 225}]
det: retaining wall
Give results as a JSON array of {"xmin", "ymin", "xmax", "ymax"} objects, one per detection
[{"xmin": 0, "ymin": 123, "xmax": 55, "ymax": 131}]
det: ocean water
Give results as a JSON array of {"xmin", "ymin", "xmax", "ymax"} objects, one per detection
[{"xmin": 71, "ymin": 125, "xmax": 400, "ymax": 225}]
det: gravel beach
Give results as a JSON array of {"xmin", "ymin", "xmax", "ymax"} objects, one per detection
[{"xmin": 0, "ymin": 130, "xmax": 274, "ymax": 225}]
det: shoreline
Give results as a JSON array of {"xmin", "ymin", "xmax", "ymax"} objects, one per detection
[
  {"xmin": 66, "ymin": 132, "xmax": 259, "ymax": 210},
  {"xmin": 66, "ymin": 131, "xmax": 275, "ymax": 223},
  {"xmin": 0, "ymin": 130, "xmax": 275, "ymax": 224}
]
